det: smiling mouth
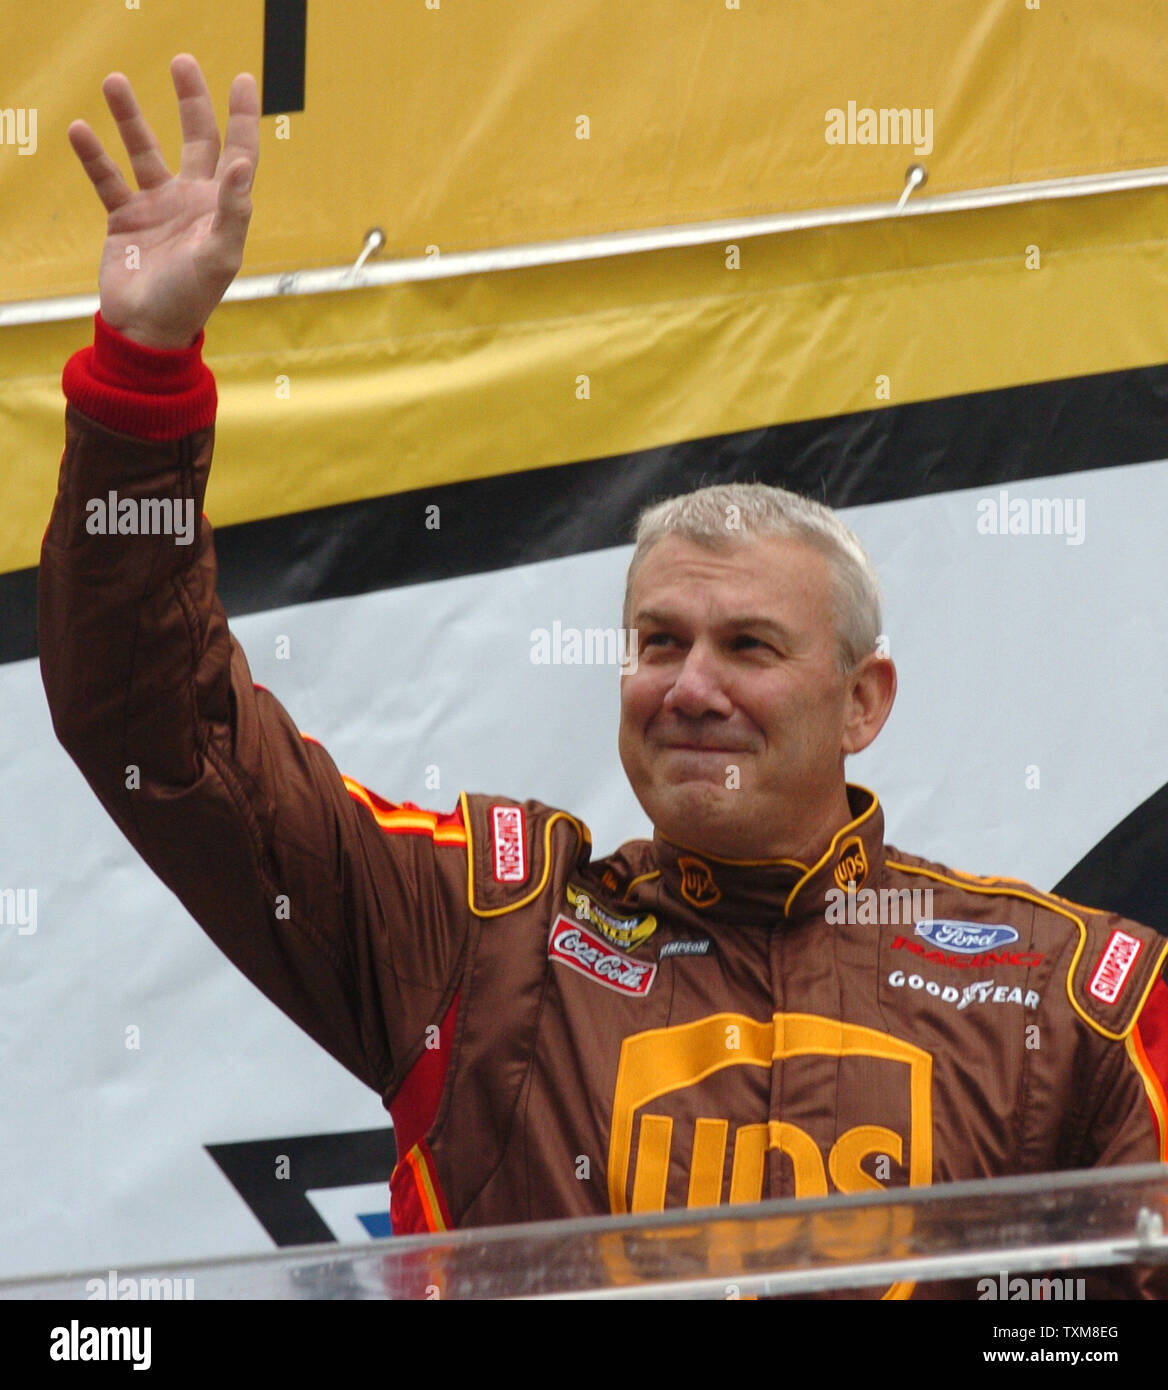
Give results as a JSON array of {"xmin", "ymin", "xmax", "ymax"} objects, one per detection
[{"xmin": 658, "ymin": 742, "xmax": 747, "ymax": 754}]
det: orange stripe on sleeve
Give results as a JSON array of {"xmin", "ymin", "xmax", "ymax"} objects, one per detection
[
  {"xmin": 296, "ymin": 734, "xmax": 467, "ymax": 845},
  {"xmin": 340, "ymin": 773, "xmax": 468, "ymax": 846}
]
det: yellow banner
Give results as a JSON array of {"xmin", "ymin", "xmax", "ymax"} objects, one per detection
[
  {"xmin": 2, "ymin": 0, "xmax": 1167, "ymax": 303},
  {"xmin": 6, "ymin": 185, "xmax": 1168, "ymax": 576}
]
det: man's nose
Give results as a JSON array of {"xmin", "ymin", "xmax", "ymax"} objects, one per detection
[{"xmin": 662, "ymin": 643, "xmax": 735, "ymax": 717}]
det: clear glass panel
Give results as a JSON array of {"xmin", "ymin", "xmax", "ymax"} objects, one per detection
[{"xmin": 4, "ymin": 1164, "xmax": 1167, "ymax": 1300}]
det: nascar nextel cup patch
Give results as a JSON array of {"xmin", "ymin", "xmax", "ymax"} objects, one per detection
[
  {"xmin": 547, "ymin": 916, "xmax": 657, "ymax": 996},
  {"xmin": 565, "ymin": 883, "xmax": 657, "ymax": 950}
]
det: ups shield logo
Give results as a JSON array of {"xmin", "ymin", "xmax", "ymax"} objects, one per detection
[
  {"xmin": 608, "ymin": 1013, "xmax": 931, "ymax": 1210},
  {"xmin": 833, "ymin": 835, "xmax": 869, "ymax": 892},
  {"xmin": 678, "ymin": 856, "xmax": 721, "ymax": 909},
  {"xmin": 606, "ymin": 1013, "xmax": 931, "ymax": 1297}
]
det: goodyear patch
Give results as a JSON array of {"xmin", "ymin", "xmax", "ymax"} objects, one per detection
[{"xmin": 565, "ymin": 883, "xmax": 657, "ymax": 950}]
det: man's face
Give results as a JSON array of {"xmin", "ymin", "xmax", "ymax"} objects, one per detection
[{"xmin": 618, "ymin": 533, "xmax": 859, "ymax": 860}]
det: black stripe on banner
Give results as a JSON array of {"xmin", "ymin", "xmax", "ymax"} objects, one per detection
[
  {"xmin": 0, "ymin": 567, "xmax": 36, "ymax": 670},
  {"xmin": 205, "ymin": 1127, "xmax": 395, "ymax": 1247},
  {"xmin": 1053, "ymin": 781, "xmax": 1168, "ymax": 937},
  {"xmin": 4, "ymin": 360, "xmax": 1167, "ymax": 667},
  {"xmin": 262, "ymin": 0, "xmax": 308, "ymax": 114}
]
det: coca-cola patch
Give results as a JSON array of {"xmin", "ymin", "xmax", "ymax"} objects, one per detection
[
  {"xmin": 491, "ymin": 805, "xmax": 527, "ymax": 883},
  {"xmin": 1087, "ymin": 929, "xmax": 1143, "ymax": 1005},
  {"xmin": 547, "ymin": 916, "xmax": 657, "ymax": 996}
]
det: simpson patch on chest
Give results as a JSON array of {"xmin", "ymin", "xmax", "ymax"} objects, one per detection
[
  {"xmin": 490, "ymin": 804, "xmax": 527, "ymax": 883},
  {"xmin": 1088, "ymin": 930, "xmax": 1142, "ymax": 1005},
  {"xmin": 1067, "ymin": 919, "xmax": 1167, "ymax": 1037}
]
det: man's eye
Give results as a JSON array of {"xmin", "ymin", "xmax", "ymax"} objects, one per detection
[
  {"xmin": 732, "ymin": 635, "xmax": 775, "ymax": 654},
  {"xmin": 643, "ymin": 632, "xmax": 674, "ymax": 648}
]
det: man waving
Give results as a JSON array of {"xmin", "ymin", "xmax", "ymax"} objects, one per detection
[{"xmin": 41, "ymin": 56, "xmax": 1168, "ymax": 1299}]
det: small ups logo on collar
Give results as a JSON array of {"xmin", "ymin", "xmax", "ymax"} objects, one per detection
[
  {"xmin": 833, "ymin": 835, "xmax": 869, "ymax": 892},
  {"xmin": 491, "ymin": 805, "xmax": 527, "ymax": 883},
  {"xmin": 678, "ymin": 856, "xmax": 721, "ymax": 909}
]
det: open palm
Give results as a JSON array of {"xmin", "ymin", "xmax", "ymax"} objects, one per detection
[{"xmin": 68, "ymin": 54, "xmax": 259, "ymax": 349}]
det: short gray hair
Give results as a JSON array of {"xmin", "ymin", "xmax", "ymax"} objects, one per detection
[{"xmin": 624, "ymin": 482, "xmax": 882, "ymax": 673}]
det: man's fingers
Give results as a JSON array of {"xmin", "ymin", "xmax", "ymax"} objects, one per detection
[
  {"xmin": 67, "ymin": 119, "xmax": 134, "ymax": 213},
  {"xmin": 102, "ymin": 71, "xmax": 173, "ymax": 190},
  {"xmin": 205, "ymin": 157, "xmax": 254, "ymax": 278},
  {"xmin": 172, "ymin": 53, "xmax": 221, "ymax": 183},
  {"xmin": 215, "ymin": 72, "xmax": 260, "ymax": 186}
]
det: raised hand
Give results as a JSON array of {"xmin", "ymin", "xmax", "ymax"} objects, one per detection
[{"xmin": 68, "ymin": 53, "xmax": 259, "ymax": 349}]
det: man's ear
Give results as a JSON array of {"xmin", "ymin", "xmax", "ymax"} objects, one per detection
[{"xmin": 842, "ymin": 654, "xmax": 897, "ymax": 756}]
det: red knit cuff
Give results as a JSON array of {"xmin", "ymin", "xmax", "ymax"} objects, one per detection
[{"xmin": 61, "ymin": 312, "xmax": 217, "ymax": 441}]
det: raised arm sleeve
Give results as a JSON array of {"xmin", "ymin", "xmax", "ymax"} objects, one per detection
[{"xmin": 39, "ymin": 316, "xmax": 470, "ymax": 1096}]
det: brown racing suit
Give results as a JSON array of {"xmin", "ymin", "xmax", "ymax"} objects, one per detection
[{"xmin": 39, "ymin": 317, "xmax": 1168, "ymax": 1298}]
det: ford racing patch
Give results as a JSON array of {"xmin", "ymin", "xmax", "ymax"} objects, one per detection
[
  {"xmin": 891, "ymin": 936, "xmax": 1043, "ymax": 968},
  {"xmin": 914, "ymin": 919, "xmax": 1020, "ymax": 953},
  {"xmin": 548, "ymin": 916, "xmax": 657, "ymax": 996}
]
